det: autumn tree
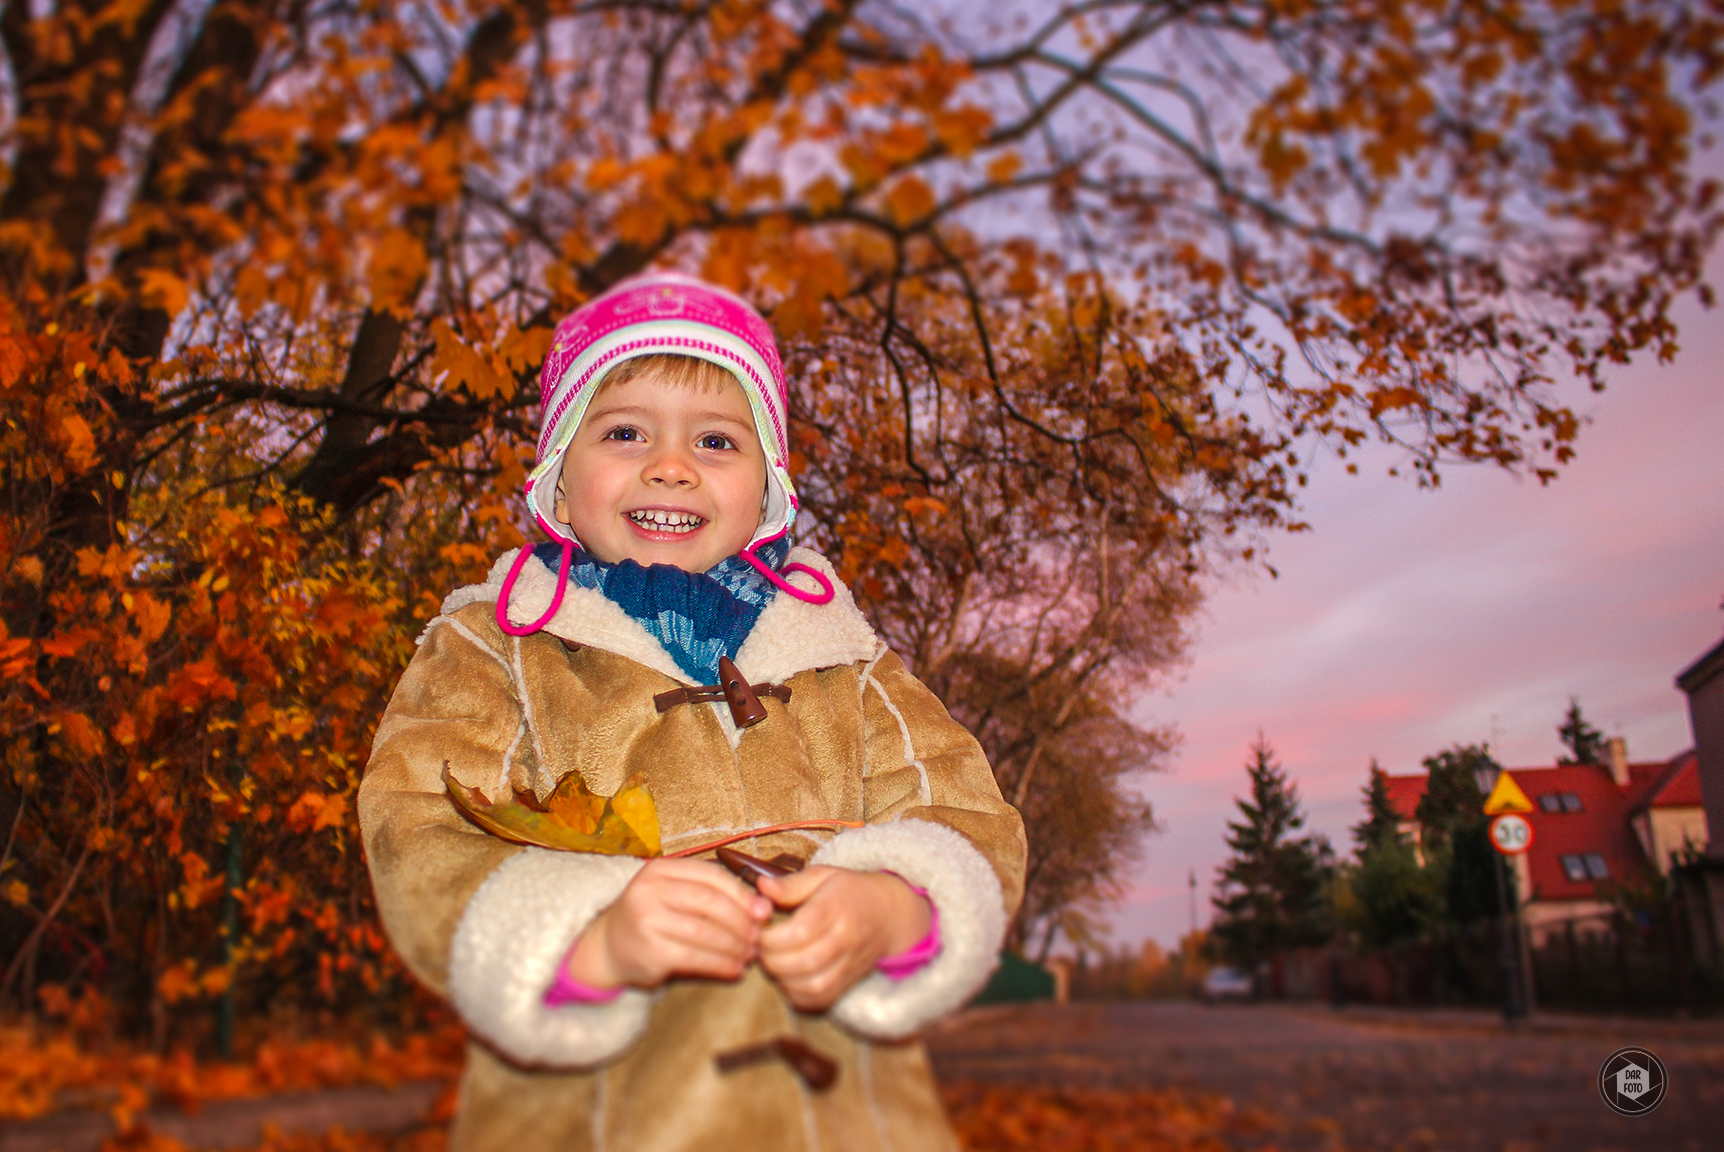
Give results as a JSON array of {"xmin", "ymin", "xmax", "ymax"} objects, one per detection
[
  {"xmin": 1211, "ymin": 737, "xmax": 1334, "ymax": 966},
  {"xmin": 1, "ymin": 0, "xmax": 1720, "ymax": 1036}
]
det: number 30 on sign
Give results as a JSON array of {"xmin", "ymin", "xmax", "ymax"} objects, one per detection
[{"xmin": 1489, "ymin": 813, "xmax": 1534, "ymax": 855}]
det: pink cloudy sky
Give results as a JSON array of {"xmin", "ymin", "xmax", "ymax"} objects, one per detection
[{"xmin": 1109, "ymin": 252, "xmax": 1724, "ymax": 952}]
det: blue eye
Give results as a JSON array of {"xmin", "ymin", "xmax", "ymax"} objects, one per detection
[
  {"xmin": 697, "ymin": 433, "xmax": 735, "ymax": 451},
  {"xmin": 603, "ymin": 426, "xmax": 642, "ymax": 442}
]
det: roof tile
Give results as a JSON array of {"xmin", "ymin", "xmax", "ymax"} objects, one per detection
[{"xmin": 1380, "ymin": 750, "xmax": 1701, "ymax": 902}]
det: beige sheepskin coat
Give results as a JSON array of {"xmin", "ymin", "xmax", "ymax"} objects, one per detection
[{"xmin": 358, "ymin": 547, "xmax": 1026, "ymax": 1152}]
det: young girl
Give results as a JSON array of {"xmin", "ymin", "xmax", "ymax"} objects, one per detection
[{"xmin": 358, "ymin": 272, "xmax": 1025, "ymax": 1152}]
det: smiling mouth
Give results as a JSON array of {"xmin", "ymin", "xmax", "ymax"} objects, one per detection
[{"xmin": 628, "ymin": 509, "xmax": 706, "ymax": 535}]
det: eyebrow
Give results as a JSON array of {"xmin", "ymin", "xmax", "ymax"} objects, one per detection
[{"xmin": 585, "ymin": 404, "xmax": 754, "ymax": 430}]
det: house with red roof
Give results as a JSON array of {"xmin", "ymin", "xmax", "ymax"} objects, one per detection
[
  {"xmin": 1630, "ymin": 750, "xmax": 1706, "ymax": 873},
  {"xmin": 1381, "ymin": 742, "xmax": 1708, "ymax": 945}
]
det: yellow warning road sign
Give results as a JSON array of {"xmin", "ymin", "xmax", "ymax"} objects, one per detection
[{"xmin": 1483, "ymin": 770, "xmax": 1534, "ymax": 816}]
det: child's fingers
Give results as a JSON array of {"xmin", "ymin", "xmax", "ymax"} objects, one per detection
[
  {"xmin": 630, "ymin": 860, "xmax": 772, "ymax": 931},
  {"xmin": 642, "ymin": 939, "xmax": 750, "ymax": 982},
  {"xmin": 648, "ymin": 920, "xmax": 757, "ymax": 978},
  {"xmin": 758, "ymin": 892, "xmax": 857, "ymax": 982},
  {"xmin": 757, "ymin": 870, "xmax": 927, "ymax": 1010},
  {"xmin": 758, "ymin": 927, "xmax": 843, "ymax": 981},
  {"xmin": 606, "ymin": 898, "xmax": 758, "ymax": 985},
  {"xmin": 756, "ymin": 865, "xmax": 836, "ymax": 910},
  {"xmin": 644, "ymin": 874, "xmax": 767, "ymax": 939},
  {"xmin": 758, "ymin": 891, "xmax": 836, "ymax": 954},
  {"xmin": 760, "ymin": 932, "xmax": 870, "ymax": 1010},
  {"xmin": 620, "ymin": 882, "xmax": 755, "ymax": 951},
  {"xmin": 645, "ymin": 858, "xmax": 772, "ymax": 917},
  {"xmin": 598, "ymin": 862, "xmax": 771, "ymax": 986}
]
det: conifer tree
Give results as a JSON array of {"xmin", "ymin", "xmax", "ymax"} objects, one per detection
[
  {"xmin": 1348, "ymin": 761, "xmax": 1440, "ymax": 947},
  {"xmin": 1556, "ymin": 698, "xmax": 1607, "ymax": 766},
  {"xmin": 1211, "ymin": 736, "xmax": 1334, "ymax": 966},
  {"xmin": 1351, "ymin": 760, "xmax": 1403, "ymax": 853}
]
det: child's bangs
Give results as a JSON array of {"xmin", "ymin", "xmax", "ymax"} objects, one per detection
[{"xmin": 596, "ymin": 353, "xmax": 738, "ymax": 394}]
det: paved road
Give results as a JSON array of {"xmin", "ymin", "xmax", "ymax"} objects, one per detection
[{"xmin": 924, "ymin": 1001, "xmax": 1724, "ymax": 1152}]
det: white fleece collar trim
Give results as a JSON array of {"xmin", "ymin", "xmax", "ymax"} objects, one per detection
[{"xmin": 443, "ymin": 546, "xmax": 879, "ymax": 686}]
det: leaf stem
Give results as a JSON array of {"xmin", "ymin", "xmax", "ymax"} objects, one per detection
[{"xmin": 668, "ymin": 820, "xmax": 865, "ymax": 858}]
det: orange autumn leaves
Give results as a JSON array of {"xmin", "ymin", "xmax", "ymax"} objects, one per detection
[
  {"xmin": 3, "ymin": 1014, "xmax": 1282, "ymax": 1152},
  {"xmin": 0, "ymin": 1019, "xmax": 465, "ymax": 1125},
  {"xmin": 1, "ymin": 331, "xmax": 426, "ymax": 1025},
  {"xmin": 443, "ymin": 769, "xmax": 662, "ymax": 857}
]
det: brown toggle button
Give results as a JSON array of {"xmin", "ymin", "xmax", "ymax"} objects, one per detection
[
  {"xmin": 714, "ymin": 1036, "xmax": 838, "ymax": 1092},
  {"xmin": 715, "ymin": 846, "xmax": 806, "ymax": 889},
  {"xmin": 652, "ymin": 662, "xmax": 790, "ymax": 727},
  {"xmin": 718, "ymin": 656, "xmax": 766, "ymax": 727}
]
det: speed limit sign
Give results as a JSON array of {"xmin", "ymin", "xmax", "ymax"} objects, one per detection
[{"xmin": 1489, "ymin": 813, "xmax": 1534, "ymax": 855}]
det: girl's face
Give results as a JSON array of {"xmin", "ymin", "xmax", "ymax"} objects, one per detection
[{"xmin": 553, "ymin": 369, "xmax": 767, "ymax": 573}]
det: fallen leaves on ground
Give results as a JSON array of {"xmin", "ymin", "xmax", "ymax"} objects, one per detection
[
  {"xmin": 8, "ymin": 1023, "xmax": 1311, "ymax": 1152},
  {"xmin": 0, "ymin": 1022, "xmax": 465, "ymax": 1125},
  {"xmin": 102, "ymin": 1125, "xmax": 452, "ymax": 1152}
]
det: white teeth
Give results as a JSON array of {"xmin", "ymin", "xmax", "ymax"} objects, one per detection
[{"xmin": 629, "ymin": 509, "xmax": 704, "ymax": 533}]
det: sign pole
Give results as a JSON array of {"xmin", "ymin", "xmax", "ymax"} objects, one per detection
[
  {"xmin": 1483, "ymin": 772, "xmax": 1536, "ymax": 1025},
  {"xmin": 1517, "ymin": 867, "xmax": 1538, "ymax": 1018},
  {"xmin": 1494, "ymin": 850, "xmax": 1526, "ymax": 1022}
]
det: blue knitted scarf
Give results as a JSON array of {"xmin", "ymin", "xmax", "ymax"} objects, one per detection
[{"xmin": 534, "ymin": 538, "xmax": 788, "ymax": 683}]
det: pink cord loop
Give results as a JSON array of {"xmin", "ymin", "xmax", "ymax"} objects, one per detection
[
  {"xmin": 496, "ymin": 541, "xmax": 574, "ymax": 637},
  {"xmin": 738, "ymin": 546, "xmax": 835, "ymax": 605}
]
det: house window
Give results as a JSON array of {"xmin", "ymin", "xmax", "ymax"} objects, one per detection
[
  {"xmin": 1561, "ymin": 793, "xmax": 1584, "ymax": 813},
  {"xmin": 1583, "ymin": 853, "xmax": 1610, "ymax": 880},
  {"xmin": 1539, "ymin": 793, "xmax": 1585, "ymax": 813},
  {"xmin": 1560, "ymin": 855, "xmax": 1587, "ymax": 882},
  {"xmin": 1540, "ymin": 794, "xmax": 1563, "ymax": 813}
]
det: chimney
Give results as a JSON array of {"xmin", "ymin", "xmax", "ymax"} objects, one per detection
[{"xmin": 1607, "ymin": 736, "xmax": 1629, "ymax": 787}]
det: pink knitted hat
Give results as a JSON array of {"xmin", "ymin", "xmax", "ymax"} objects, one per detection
[
  {"xmin": 502, "ymin": 271, "xmax": 832, "ymax": 634},
  {"xmin": 527, "ymin": 271, "xmax": 797, "ymax": 551}
]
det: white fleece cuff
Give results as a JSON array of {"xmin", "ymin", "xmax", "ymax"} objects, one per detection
[
  {"xmin": 449, "ymin": 848, "xmax": 650, "ymax": 1068},
  {"xmin": 811, "ymin": 819, "xmax": 1006, "ymax": 1041}
]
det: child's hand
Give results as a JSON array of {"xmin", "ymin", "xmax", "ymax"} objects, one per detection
[
  {"xmin": 565, "ymin": 858, "xmax": 771, "ymax": 991},
  {"xmin": 755, "ymin": 867, "xmax": 932, "ymax": 1011}
]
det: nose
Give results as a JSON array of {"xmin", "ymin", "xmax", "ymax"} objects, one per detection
[{"xmin": 643, "ymin": 442, "xmax": 698, "ymax": 487}]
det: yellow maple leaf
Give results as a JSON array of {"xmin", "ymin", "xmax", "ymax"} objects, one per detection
[
  {"xmin": 444, "ymin": 766, "xmax": 661, "ymax": 857},
  {"xmin": 611, "ymin": 778, "xmax": 662, "ymax": 857}
]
